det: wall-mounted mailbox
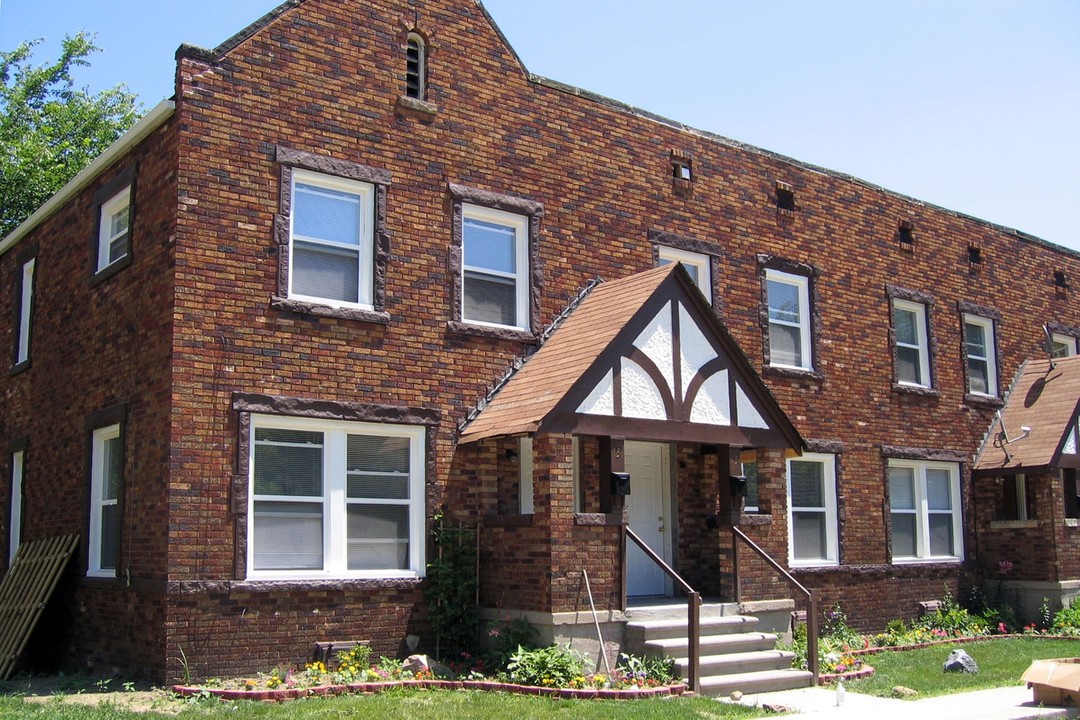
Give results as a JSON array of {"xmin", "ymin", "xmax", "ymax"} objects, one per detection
[
  {"xmin": 611, "ymin": 472, "xmax": 631, "ymax": 496},
  {"xmin": 730, "ymin": 474, "xmax": 747, "ymax": 498}
]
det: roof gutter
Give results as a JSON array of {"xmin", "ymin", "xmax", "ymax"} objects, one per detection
[{"xmin": 0, "ymin": 99, "xmax": 176, "ymax": 258}]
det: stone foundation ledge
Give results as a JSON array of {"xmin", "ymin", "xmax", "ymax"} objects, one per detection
[{"xmin": 172, "ymin": 679, "xmax": 689, "ymax": 702}]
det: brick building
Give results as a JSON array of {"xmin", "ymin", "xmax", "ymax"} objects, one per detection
[{"xmin": 2, "ymin": 0, "xmax": 1079, "ymax": 684}]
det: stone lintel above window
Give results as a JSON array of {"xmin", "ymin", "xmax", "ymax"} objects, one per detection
[
  {"xmin": 886, "ymin": 284, "xmax": 935, "ymax": 306},
  {"xmin": 650, "ymin": 230, "xmax": 723, "ymax": 259},
  {"xmin": 956, "ymin": 300, "xmax": 1001, "ymax": 321},
  {"xmin": 881, "ymin": 445, "xmax": 967, "ymax": 464}
]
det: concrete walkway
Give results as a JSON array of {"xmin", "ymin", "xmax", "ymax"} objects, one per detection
[{"xmin": 726, "ymin": 684, "xmax": 1079, "ymax": 719}]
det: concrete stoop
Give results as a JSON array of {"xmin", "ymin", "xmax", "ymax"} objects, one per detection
[{"xmin": 624, "ymin": 601, "xmax": 813, "ymax": 697}]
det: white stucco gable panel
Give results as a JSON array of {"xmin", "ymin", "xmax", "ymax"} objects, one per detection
[
  {"xmin": 679, "ymin": 304, "xmax": 716, "ymax": 400},
  {"xmin": 690, "ymin": 369, "xmax": 731, "ymax": 425},
  {"xmin": 577, "ymin": 369, "xmax": 615, "ymax": 416},
  {"xmin": 621, "ymin": 357, "xmax": 666, "ymax": 420},
  {"xmin": 736, "ymin": 384, "xmax": 769, "ymax": 429},
  {"xmin": 634, "ymin": 302, "xmax": 675, "ymax": 398}
]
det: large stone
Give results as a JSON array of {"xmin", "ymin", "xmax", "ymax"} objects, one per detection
[
  {"xmin": 943, "ymin": 649, "xmax": 979, "ymax": 674},
  {"xmin": 403, "ymin": 654, "xmax": 453, "ymax": 678}
]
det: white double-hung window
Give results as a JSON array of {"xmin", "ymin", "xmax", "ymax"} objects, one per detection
[
  {"xmin": 89, "ymin": 424, "xmax": 123, "ymax": 577},
  {"xmin": 97, "ymin": 186, "xmax": 131, "ymax": 272},
  {"xmin": 889, "ymin": 459, "xmax": 962, "ymax": 562},
  {"xmin": 786, "ymin": 453, "xmax": 838, "ymax": 566},
  {"xmin": 289, "ymin": 170, "xmax": 374, "ymax": 308},
  {"xmin": 767, "ymin": 269, "xmax": 812, "ymax": 370},
  {"xmin": 9, "ymin": 451, "xmax": 23, "ymax": 565},
  {"xmin": 964, "ymin": 314, "xmax": 997, "ymax": 397},
  {"xmin": 14, "ymin": 258, "xmax": 35, "ymax": 367},
  {"xmin": 1052, "ymin": 333, "xmax": 1078, "ymax": 358},
  {"xmin": 892, "ymin": 299, "xmax": 931, "ymax": 387},
  {"xmin": 248, "ymin": 416, "xmax": 425, "ymax": 579},
  {"xmin": 658, "ymin": 246, "xmax": 712, "ymax": 304},
  {"xmin": 462, "ymin": 204, "xmax": 529, "ymax": 329}
]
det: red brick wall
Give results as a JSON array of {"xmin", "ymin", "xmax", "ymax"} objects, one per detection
[
  {"xmin": 5, "ymin": 0, "xmax": 1080, "ymax": 681},
  {"xmin": 0, "ymin": 115, "xmax": 178, "ymax": 678}
]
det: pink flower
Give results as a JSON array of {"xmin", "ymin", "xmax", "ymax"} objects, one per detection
[{"xmin": 998, "ymin": 622, "xmax": 1007, "ymax": 633}]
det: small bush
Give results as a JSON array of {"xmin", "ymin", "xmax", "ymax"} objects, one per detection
[
  {"xmin": 1051, "ymin": 602, "xmax": 1080, "ymax": 636},
  {"xmin": 505, "ymin": 644, "xmax": 586, "ymax": 687}
]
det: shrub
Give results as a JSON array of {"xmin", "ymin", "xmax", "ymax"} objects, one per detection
[
  {"xmin": 913, "ymin": 592, "xmax": 989, "ymax": 638},
  {"xmin": 505, "ymin": 644, "xmax": 586, "ymax": 687},
  {"xmin": 1051, "ymin": 602, "xmax": 1080, "ymax": 636}
]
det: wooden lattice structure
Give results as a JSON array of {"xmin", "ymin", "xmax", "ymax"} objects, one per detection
[{"xmin": 0, "ymin": 534, "xmax": 79, "ymax": 679}]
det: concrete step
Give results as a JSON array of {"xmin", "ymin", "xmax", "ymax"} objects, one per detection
[
  {"xmin": 644, "ymin": 630, "xmax": 779, "ymax": 658},
  {"xmin": 624, "ymin": 601, "xmax": 741, "ymax": 622},
  {"xmin": 625, "ymin": 614, "xmax": 759, "ymax": 644},
  {"xmin": 699, "ymin": 668, "xmax": 814, "ymax": 697},
  {"xmin": 674, "ymin": 649, "xmax": 797, "ymax": 676}
]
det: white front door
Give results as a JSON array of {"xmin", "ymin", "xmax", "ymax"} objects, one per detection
[{"xmin": 625, "ymin": 441, "xmax": 671, "ymax": 597}]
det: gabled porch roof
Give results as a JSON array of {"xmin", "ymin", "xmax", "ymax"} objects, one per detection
[
  {"xmin": 458, "ymin": 264, "xmax": 804, "ymax": 451},
  {"xmin": 974, "ymin": 355, "xmax": 1080, "ymax": 476}
]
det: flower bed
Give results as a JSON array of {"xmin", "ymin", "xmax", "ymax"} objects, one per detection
[{"xmin": 171, "ymin": 679, "xmax": 688, "ymax": 703}]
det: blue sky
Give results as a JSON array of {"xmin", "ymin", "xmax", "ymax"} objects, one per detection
[{"xmin": 2, "ymin": 0, "xmax": 1078, "ymax": 253}]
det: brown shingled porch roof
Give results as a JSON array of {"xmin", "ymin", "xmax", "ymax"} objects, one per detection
[
  {"xmin": 458, "ymin": 264, "xmax": 804, "ymax": 452},
  {"xmin": 974, "ymin": 355, "xmax": 1080, "ymax": 476}
]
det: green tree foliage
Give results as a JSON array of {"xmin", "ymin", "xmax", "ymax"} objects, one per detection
[{"xmin": 0, "ymin": 32, "xmax": 140, "ymax": 237}]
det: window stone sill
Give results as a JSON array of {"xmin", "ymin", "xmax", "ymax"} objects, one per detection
[
  {"xmin": 989, "ymin": 520, "xmax": 1038, "ymax": 530},
  {"xmin": 396, "ymin": 96, "xmax": 437, "ymax": 116},
  {"xmin": 8, "ymin": 359, "xmax": 30, "ymax": 377},
  {"xmin": 89, "ymin": 254, "xmax": 132, "ymax": 287},
  {"xmin": 739, "ymin": 513, "xmax": 772, "ymax": 526},
  {"xmin": 575, "ymin": 512, "xmax": 627, "ymax": 527},
  {"xmin": 763, "ymin": 365, "xmax": 824, "ymax": 382},
  {"xmin": 964, "ymin": 393, "xmax": 1004, "ymax": 409},
  {"xmin": 447, "ymin": 320, "xmax": 537, "ymax": 343},
  {"xmin": 892, "ymin": 383, "xmax": 941, "ymax": 398},
  {"xmin": 271, "ymin": 296, "xmax": 390, "ymax": 325}
]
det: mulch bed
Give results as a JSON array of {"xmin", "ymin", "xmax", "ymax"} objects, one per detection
[{"xmin": 172, "ymin": 679, "xmax": 689, "ymax": 702}]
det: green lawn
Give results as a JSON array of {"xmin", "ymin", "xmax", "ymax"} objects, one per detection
[
  {"xmin": 846, "ymin": 637, "xmax": 1080, "ymax": 699},
  {"xmin": 0, "ymin": 688, "xmax": 767, "ymax": 719}
]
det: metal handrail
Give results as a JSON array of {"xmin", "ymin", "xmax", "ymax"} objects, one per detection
[
  {"xmin": 624, "ymin": 527, "xmax": 700, "ymax": 693},
  {"xmin": 731, "ymin": 526, "xmax": 819, "ymax": 684}
]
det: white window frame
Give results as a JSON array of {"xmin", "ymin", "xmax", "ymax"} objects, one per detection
[
  {"xmin": 892, "ymin": 298, "xmax": 931, "ymax": 388},
  {"xmin": 15, "ymin": 258, "xmax": 34, "ymax": 366},
  {"xmin": 97, "ymin": 186, "xmax": 131, "ymax": 272},
  {"xmin": 461, "ymin": 204, "xmax": 529, "ymax": 330},
  {"xmin": 964, "ymin": 314, "xmax": 998, "ymax": 397},
  {"xmin": 519, "ymin": 436, "xmax": 534, "ymax": 515},
  {"xmin": 88, "ymin": 424, "xmax": 121, "ymax": 578},
  {"xmin": 1052, "ymin": 333, "xmax": 1078, "ymax": 358},
  {"xmin": 766, "ymin": 269, "xmax": 812, "ymax": 370},
  {"xmin": 786, "ymin": 453, "xmax": 838, "ymax": 567},
  {"xmin": 247, "ymin": 415, "xmax": 426, "ymax": 581},
  {"xmin": 288, "ymin": 169, "xmax": 375, "ymax": 310},
  {"xmin": 9, "ymin": 451, "xmax": 23, "ymax": 566},
  {"xmin": 658, "ymin": 246, "xmax": 712, "ymax": 304},
  {"xmin": 888, "ymin": 459, "xmax": 963, "ymax": 564}
]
